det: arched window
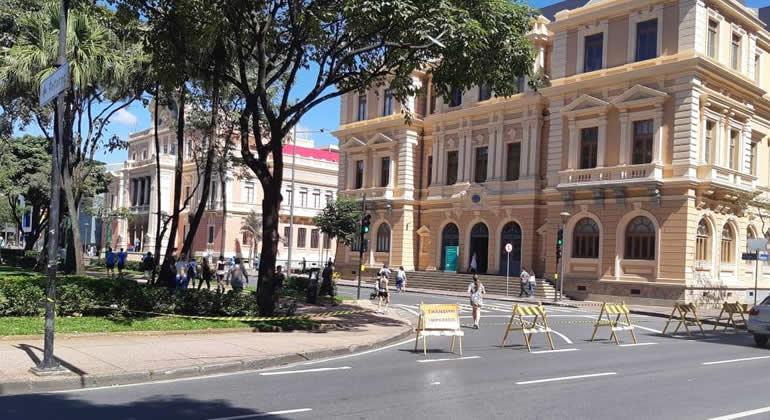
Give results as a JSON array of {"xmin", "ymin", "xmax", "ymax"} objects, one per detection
[
  {"xmin": 572, "ymin": 218, "xmax": 600, "ymax": 258},
  {"xmin": 625, "ymin": 216, "xmax": 655, "ymax": 260},
  {"xmin": 696, "ymin": 219, "xmax": 710, "ymax": 261},
  {"xmin": 376, "ymin": 223, "xmax": 391, "ymax": 252},
  {"xmin": 721, "ymin": 224, "xmax": 735, "ymax": 263}
]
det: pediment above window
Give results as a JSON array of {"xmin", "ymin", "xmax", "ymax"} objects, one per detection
[
  {"xmin": 340, "ymin": 136, "xmax": 366, "ymax": 150},
  {"xmin": 562, "ymin": 94, "xmax": 610, "ymax": 118},
  {"xmin": 611, "ymin": 84, "xmax": 668, "ymax": 111},
  {"xmin": 367, "ymin": 132, "xmax": 395, "ymax": 146}
]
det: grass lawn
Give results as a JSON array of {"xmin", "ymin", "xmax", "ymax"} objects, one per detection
[{"xmin": 0, "ymin": 315, "xmax": 318, "ymax": 336}]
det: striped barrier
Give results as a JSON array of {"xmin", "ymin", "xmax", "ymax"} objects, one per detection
[
  {"xmin": 590, "ymin": 302, "xmax": 638, "ymax": 345},
  {"xmin": 662, "ymin": 303, "xmax": 705, "ymax": 337},
  {"xmin": 501, "ymin": 303, "xmax": 555, "ymax": 352},
  {"xmin": 96, "ymin": 306, "xmax": 370, "ymax": 322},
  {"xmin": 414, "ymin": 303, "xmax": 464, "ymax": 356},
  {"xmin": 713, "ymin": 301, "xmax": 748, "ymax": 332}
]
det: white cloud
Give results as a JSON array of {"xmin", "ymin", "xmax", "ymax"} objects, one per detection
[{"xmin": 113, "ymin": 108, "xmax": 138, "ymax": 126}]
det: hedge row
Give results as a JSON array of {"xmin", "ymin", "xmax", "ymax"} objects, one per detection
[{"xmin": 0, "ymin": 273, "xmax": 258, "ymax": 317}]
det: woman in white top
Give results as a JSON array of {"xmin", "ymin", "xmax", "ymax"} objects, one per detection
[{"xmin": 467, "ymin": 274, "xmax": 485, "ymax": 329}]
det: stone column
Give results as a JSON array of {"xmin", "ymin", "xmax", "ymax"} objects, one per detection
[
  {"xmin": 398, "ymin": 133, "xmax": 418, "ymax": 200},
  {"xmin": 457, "ymin": 132, "xmax": 466, "ymax": 183},
  {"xmin": 430, "ymin": 138, "xmax": 439, "ymax": 185},
  {"xmin": 653, "ymin": 105, "xmax": 664, "ymax": 165},
  {"xmin": 528, "ymin": 116, "xmax": 542, "ymax": 177},
  {"xmin": 567, "ymin": 117, "xmax": 578, "ymax": 169},
  {"xmin": 619, "ymin": 111, "xmax": 630, "ymax": 165},
  {"xmin": 597, "ymin": 114, "xmax": 608, "ymax": 167},
  {"xmin": 494, "ymin": 123, "xmax": 504, "ymax": 179},
  {"xmin": 487, "ymin": 127, "xmax": 496, "ymax": 180},
  {"xmin": 520, "ymin": 122, "xmax": 531, "ymax": 177},
  {"xmin": 741, "ymin": 121, "xmax": 753, "ymax": 174},
  {"xmin": 464, "ymin": 130, "xmax": 473, "ymax": 181}
]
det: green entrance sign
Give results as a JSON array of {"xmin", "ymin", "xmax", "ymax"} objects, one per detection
[{"xmin": 444, "ymin": 246, "xmax": 459, "ymax": 272}]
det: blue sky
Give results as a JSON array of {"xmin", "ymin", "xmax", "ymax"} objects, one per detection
[{"xmin": 20, "ymin": 0, "xmax": 770, "ymax": 164}]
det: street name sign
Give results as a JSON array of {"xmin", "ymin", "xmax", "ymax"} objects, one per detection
[
  {"xmin": 742, "ymin": 253, "xmax": 758, "ymax": 261},
  {"xmin": 39, "ymin": 63, "xmax": 69, "ymax": 107},
  {"xmin": 747, "ymin": 238, "xmax": 769, "ymax": 252}
]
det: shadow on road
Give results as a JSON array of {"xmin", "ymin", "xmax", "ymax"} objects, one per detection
[{"xmin": 0, "ymin": 393, "xmax": 294, "ymax": 420}]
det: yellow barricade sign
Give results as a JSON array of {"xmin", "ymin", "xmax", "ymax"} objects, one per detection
[
  {"xmin": 713, "ymin": 301, "xmax": 748, "ymax": 332},
  {"xmin": 414, "ymin": 303, "xmax": 464, "ymax": 356},
  {"xmin": 590, "ymin": 302, "xmax": 638, "ymax": 345},
  {"xmin": 662, "ymin": 303, "xmax": 705, "ymax": 336},
  {"xmin": 501, "ymin": 303, "xmax": 555, "ymax": 352}
]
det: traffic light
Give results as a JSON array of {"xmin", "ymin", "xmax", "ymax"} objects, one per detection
[
  {"xmin": 361, "ymin": 214, "xmax": 371, "ymax": 234},
  {"xmin": 556, "ymin": 228, "xmax": 564, "ymax": 260}
]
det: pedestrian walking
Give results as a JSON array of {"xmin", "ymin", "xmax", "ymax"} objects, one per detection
[
  {"xmin": 186, "ymin": 257, "xmax": 198, "ymax": 288},
  {"xmin": 395, "ymin": 266, "xmax": 407, "ymax": 293},
  {"xmin": 116, "ymin": 248, "xmax": 127, "ymax": 279},
  {"xmin": 320, "ymin": 262, "xmax": 336, "ymax": 303},
  {"xmin": 141, "ymin": 252, "xmax": 155, "ymax": 281},
  {"xmin": 377, "ymin": 270, "xmax": 389, "ymax": 313},
  {"xmin": 198, "ymin": 257, "xmax": 212, "ymax": 290},
  {"xmin": 175, "ymin": 265, "xmax": 189, "ymax": 289},
  {"xmin": 274, "ymin": 265, "xmax": 286, "ymax": 308},
  {"xmin": 215, "ymin": 256, "xmax": 227, "ymax": 293},
  {"xmin": 470, "ymin": 253, "xmax": 478, "ymax": 273},
  {"xmin": 527, "ymin": 269, "xmax": 537, "ymax": 298},
  {"xmin": 378, "ymin": 264, "xmax": 391, "ymax": 279},
  {"xmin": 105, "ymin": 247, "xmax": 116, "ymax": 279},
  {"xmin": 468, "ymin": 274, "xmax": 485, "ymax": 329},
  {"xmin": 519, "ymin": 267, "xmax": 530, "ymax": 297},
  {"xmin": 229, "ymin": 258, "xmax": 247, "ymax": 292}
]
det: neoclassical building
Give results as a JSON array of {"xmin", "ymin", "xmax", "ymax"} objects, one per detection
[
  {"xmin": 333, "ymin": 0, "xmax": 770, "ymax": 304},
  {"xmin": 103, "ymin": 106, "xmax": 339, "ymax": 269}
]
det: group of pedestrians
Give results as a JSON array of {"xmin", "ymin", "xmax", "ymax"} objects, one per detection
[
  {"xmin": 372, "ymin": 264, "xmax": 408, "ymax": 313},
  {"xmin": 104, "ymin": 247, "xmax": 128, "ymax": 280},
  {"xmin": 518, "ymin": 267, "xmax": 538, "ymax": 298}
]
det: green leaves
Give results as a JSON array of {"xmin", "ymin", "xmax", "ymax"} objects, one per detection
[{"xmin": 314, "ymin": 196, "xmax": 363, "ymax": 247}]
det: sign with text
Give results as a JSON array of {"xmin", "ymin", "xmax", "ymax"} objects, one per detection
[
  {"xmin": 760, "ymin": 253, "xmax": 769, "ymax": 262},
  {"xmin": 39, "ymin": 63, "xmax": 69, "ymax": 107},
  {"xmin": 743, "ymin": 252, "xmax": 758, "ymax": 261}
]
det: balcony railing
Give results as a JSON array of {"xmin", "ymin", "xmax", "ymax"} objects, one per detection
[
  {"xmin": 344, "ymin": 186, "xmax": 394, "ymax": 200},
  {"xmin": 558, "ymin": 163, "xmax": 662, "ymax": 187},
  {"xmin": 696, "ymin": 164, "xmax": 756, "ymax": 191}
]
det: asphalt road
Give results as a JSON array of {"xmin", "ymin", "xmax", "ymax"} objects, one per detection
[{"xmin": 2, "ymin": 285, "xmax": 770, "ymax": 420}]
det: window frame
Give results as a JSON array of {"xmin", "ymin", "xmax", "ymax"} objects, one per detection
[
  {"xmin": 696, "ymin": 219, "xmax": 711, "ymax": 262},
  {"xmin": 583, "ymin": 32, "xmax": 604, "ymax": 73},
  {"xmin": 310, "ymin": 229, "xmax": 320, "ymax": 249},
  {"xmin": 576, "ymin": 21, "xmax": 608, "ymax": 75},
  {"xmin": 354, "ymin": 160, "xmax": 364, "ymax": 189},
  {"xmin": 579, "ymin": 127, "xmax": 599, "ymax": 169},
  {"xmin": 634, "ymin": 18, "xmax": 659, "ymax": 62},
  {"xmin": 505, "ymin": 142, "xmax": 521, "ymax": 181},
  {"xmin": 707, "ymin": 19, "xmax": 719, "ymax": 59},
  {"xmin": 448, "ymin": 87, "xmax": 463, "ymax": 108},
  {"xmin": 631, "ymin": 119, "xmax": 654, "ymax": 165},
  {"xmin": 207, "ymin": 225, "xmax": 215, "ymax": 244},
  {"xmin": 382, "ymin": 88, "xmax": 394, "ymax": 116},
  {"xmin": 380, "ymin": 156, "xmax": 391, "ymax": 188},
  {"xmin": 731, "ymin": 33, "xmax": 742, "ymax": 71},
  {"xmin": 297, "ymin": 227, "xmax": 307, "ymax": 248},
  {"xmin": 720, "ymin": 224, "xmax": 735, "ymax": 264},
  {"xmin": 624, "ymin": 216, "xmax": 656, "ymax": 260},
  {"xmin": 357, "ymin": 94, "xmax": 367, "ymax": 121},
  {"xmin": 375, "ymin": 223, "xmax": 391, "ymax": 252},
  {"xmin": 446, "ymin": 150, "xmax": 459, "ymax": 185},
  {"xmin": 473, "ymin": 146, "xmax": 488, "ymax": 184},
  {"xmin": 572, "ymin": 218, "xmax": 600, "ymax": 259}
]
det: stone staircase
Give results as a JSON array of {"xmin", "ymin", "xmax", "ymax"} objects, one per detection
[{"xmin": 403, "ymin": 271, "xmax": 561, "ymax": 300}]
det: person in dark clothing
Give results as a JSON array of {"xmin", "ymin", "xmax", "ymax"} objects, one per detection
[
  {"xmin": 198, "ymin": 257, "xmax": 213, "ymax": 290},
  {"xmin": 142, "ymin": 252, "xmax": 155, "ymax": 281},
  {"xmin": 320, "ymin": 262, "xmax": 336, "ymax": 303}
]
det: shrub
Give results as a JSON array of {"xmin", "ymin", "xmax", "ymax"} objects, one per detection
[
  {"xmin": 0, "ymin": 282, "xmax": 45, "ymax": 316},
  {"xmin": 89, "ymin": 259, "xmax": 144, "ymax": 272},
  {"xmin": 216, "ymin": 291, "xmax": 259, "ymax": 317},
  {"xmin": 57, "ymin": 284, "xmax": 97, "ymax": 316},
  {"xmin": 176, "ymin": 289, "xmax": 216, "ymax": 316}
]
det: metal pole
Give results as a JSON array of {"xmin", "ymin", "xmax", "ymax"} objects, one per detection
[
  {"xmin": 286, "ymin": 124, "xmax": 297, "ymax": 274},
  {"xmin": 506, "ymin": 251, "xmax": 510, "ymax": 296},
  {"xmin": 754, "ymin": 250, "xmax": 760, "ymax": 307},
  {"xmin": 36, "ymin": 0, "xmax": 68, "ymax": 373},
  {"xmin": 558, "ymin": 223, "xmax": 564, "ymax": 302},
  {"xmin": 356, "ymin": 194, "xmax": 366, "ymax": 300}
]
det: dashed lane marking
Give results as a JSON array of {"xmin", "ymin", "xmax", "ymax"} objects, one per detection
[
  {"xmin": 702, "ymin": 355, "xmax": 770, "ymax": 366},
  {"xmin": 416, "ymin": 356, "xmax": 482, "ymax": 363},
  {"xmin": 515, "ymin": 372, "xmax": 617, "ymax": 385},
  {"xmin": 530, "ymin": 348, "xmax": 580, "ymax": 354},
  {"xmin": 208, "ymin": 408, "xmax": 313, "ymax": 420},
  {"xmin": 618, "ymin": 342, "xmax": 658, "ymax": 347},
  {"xmin": 707, "ymin": 406, "xmax": 770, "ymax": 420}
]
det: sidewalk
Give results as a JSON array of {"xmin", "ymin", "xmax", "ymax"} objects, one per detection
[{"xmin": 0, "ymin": 301, "xmax": 412, "ymax": 395}]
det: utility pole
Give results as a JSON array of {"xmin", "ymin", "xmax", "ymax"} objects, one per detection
[
  {"xmin": 286, "ymin": 124, "xmax": 297, "ymax": 274},
  {"xmin": 34, "ymin": 0, "xmax": 69, "ymax": 374},
  {"xmin": 356, "ymin": 194, "xmax": 367, "ymax": 300}
]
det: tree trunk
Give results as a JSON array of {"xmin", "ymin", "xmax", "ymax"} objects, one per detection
[
  {"xmin": 257, "ymin": 183, "xmax": 281, "ymax": 315},
  {"xmin": 61, "ymin": 168, "xmax": 84, "ymax": 274},
  {"xmin": 152, "ymin": 83, "xmax": 163, "ymax": 284},
  {"xmin": 161, "ymin": 85, "xmax": 186, "ymax": 284}
]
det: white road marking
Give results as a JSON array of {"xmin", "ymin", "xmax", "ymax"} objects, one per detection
[
  {"xmin": 578, "ymin": 315, "xmax": 663, "ymax": 334},
  {"xmin": 702, "ymin": 355, "xmax": 770, "ymax": 366},
  {"xmin": 530, "ymin": 348, "xmax": 579, "ymax": 354},
  {"xmin": 259, "ymin": 366, "xmax": 351, "ymax": 376},
  {"xmin": 394, "ymin": 304, "xmax": 420, "ymax": 316},
  {"xmin": 516, "ymin": 372, "xmax": 617, "ymax": 385},
  {"xmin": 708, "ymin": 406, "xmax": 770, "ymax": 420},
  {"xmin": 301, "ymin": 338, "xmax": 415, "ymax": 366},
  {"xmin": 208, "ymin": 408, "xmax": 313, "ymax": 420},
  {"xmin": 618, "ymin": 342, "xmax": 658, "ymax": 347},
  {"xmin": 550, "ymin": 329, "xmax": 574, "ymax": 344},
  {"xmin": 416, "ymin": 356, "xmax": 481, "ymax": 363},
  {"xmin": 430, "ymin": 381, "xmax": 441, "ymax": 385}
]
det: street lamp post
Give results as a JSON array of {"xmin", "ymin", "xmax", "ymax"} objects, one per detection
[{"xmin": 558, "ymin": 211, "xmax": 570, "ymax": 301}]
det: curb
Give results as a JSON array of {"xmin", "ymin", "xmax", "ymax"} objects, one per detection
[{"xmin": 0, "ymin": 324, "xmax": 414, "ymax": 396}]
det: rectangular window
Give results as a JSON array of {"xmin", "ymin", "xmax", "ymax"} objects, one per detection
[
  {"xmin": 478, "ymin": 84, "xmax": 492, "ymax": 101},
  {"xmin": 750, "ymin": 141, "xmax": 757, "ymax": 175},
  {"xmin": 313, "ymin": 190, "xmax": 321, "ymax": 208},
  {"xmin": 355, "ymin": 160, "xmax": 364, "ymax": 189},
  {"xmin": 449, "ymin": 87, "xmax": 462, "ymax": 107},
  {"xmin": 506, "ymin": 143, "xmax": 521, "ymax": 181},
  {"xmin": 283, "ymin": 227, "xmax": 290, "ymax": 245},
  {"xmin": 169, "ymin": 142, "xmax": 176, "ymax": 155},
  {"xmin": 635, "ymin": 19, "xmax": 658, "ymax": 62},
  {"xmin": 297, "ymin": 228, "xmax": 307, "ymax": 248},
  {"xmin": 380, "ymin": 156, "xmax": 390, "ymax": 187},
  {"xmin": 707, "ymin": 20, "xmax": 718, "ymax": 58},
  {"xmin": 580, "ymin": 127, "xmax": 599, "ymax": 169},
  {"xmin": 446, "ymin": 150, "xmax": 459, "ymax": 185},
  {"xmin": 728, "ymin": 129, "xmax": 738, "ymax": 170},
  {"xmin": 357, "ymin": 94, "xmax": 367, "ymax": 121},
  {"xmin": 132, "ymin": 152, "xmax": 137, "ymax": 161},
  {"xmin": 323, "ymin": 233, "xmax": 331, "ymax": 249},
  {"xmin": 285, "ymin": 188, "xmax": 293, "ymax": 207},
  {"xmin": 382, "ymin": 89, "xmax": 394, "ymax": 116},
  {"xmin": 704, "ymin": 120, "xmax": 715, "ymax": 163},
  {"xmin": 310, "ymin": 229, "xmax": 319, "ymax": 249},
  {"xmin": 584, "ymin": 33, "xmax": 604, "ymax": 72},
  {"xmin": 142, "ymin": 150, "xmax": 148, "ymax": 160},
  {"xmin": 207, "ymin": 226, "xmax": 215, "ymax": 244},
  {"xmin": 244, "ymin": 181, "xmax": 255, "ymax": 204},
  {"xmin": 631, "ymin": 120, "xmax": 653, "ymax": 164},
  {"xmin": 731, "ymin": 33, "xmax": 741, "ymax": 70},
  {"xmin": 299, "ymin": 188, "xmax": 308, "ymax": 207},
  {"xmin": 474, "ymin": 147, "xmax": 488, "ymax": 183},
  {"xmin": 427, "ymin": 156, "xmax": 433, "ymax": 186}
]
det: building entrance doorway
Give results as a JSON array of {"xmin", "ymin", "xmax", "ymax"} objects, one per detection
[
  {"xmin": 469, "ymin": 223, "xmax": 489, "ymax": 273},
  {"xmin": 499, "ymin": 222, "xmax": 522, "ymax": 275},
  {"xmin": 441, "ymin": 223, "xmax": 459, "ymax": 271}
]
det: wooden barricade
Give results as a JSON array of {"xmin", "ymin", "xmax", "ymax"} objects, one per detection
[
  {"xmin": 501, "ymin": 303, "xmax": 555, "ymax": 352},
  {"xmin": 713, "ymin": 301, "xmax": 748, "ymax": 332},
  {"xmin": 662, "ymin": 303, "xmax": 705, "ymax": 336},
  {"xmin": 590, "ymin": 302, "xmax": 637, "ymax": 345},
  {"xmin": 414, "ymin": 303, "xmax": 464, "ymax": 356}
]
